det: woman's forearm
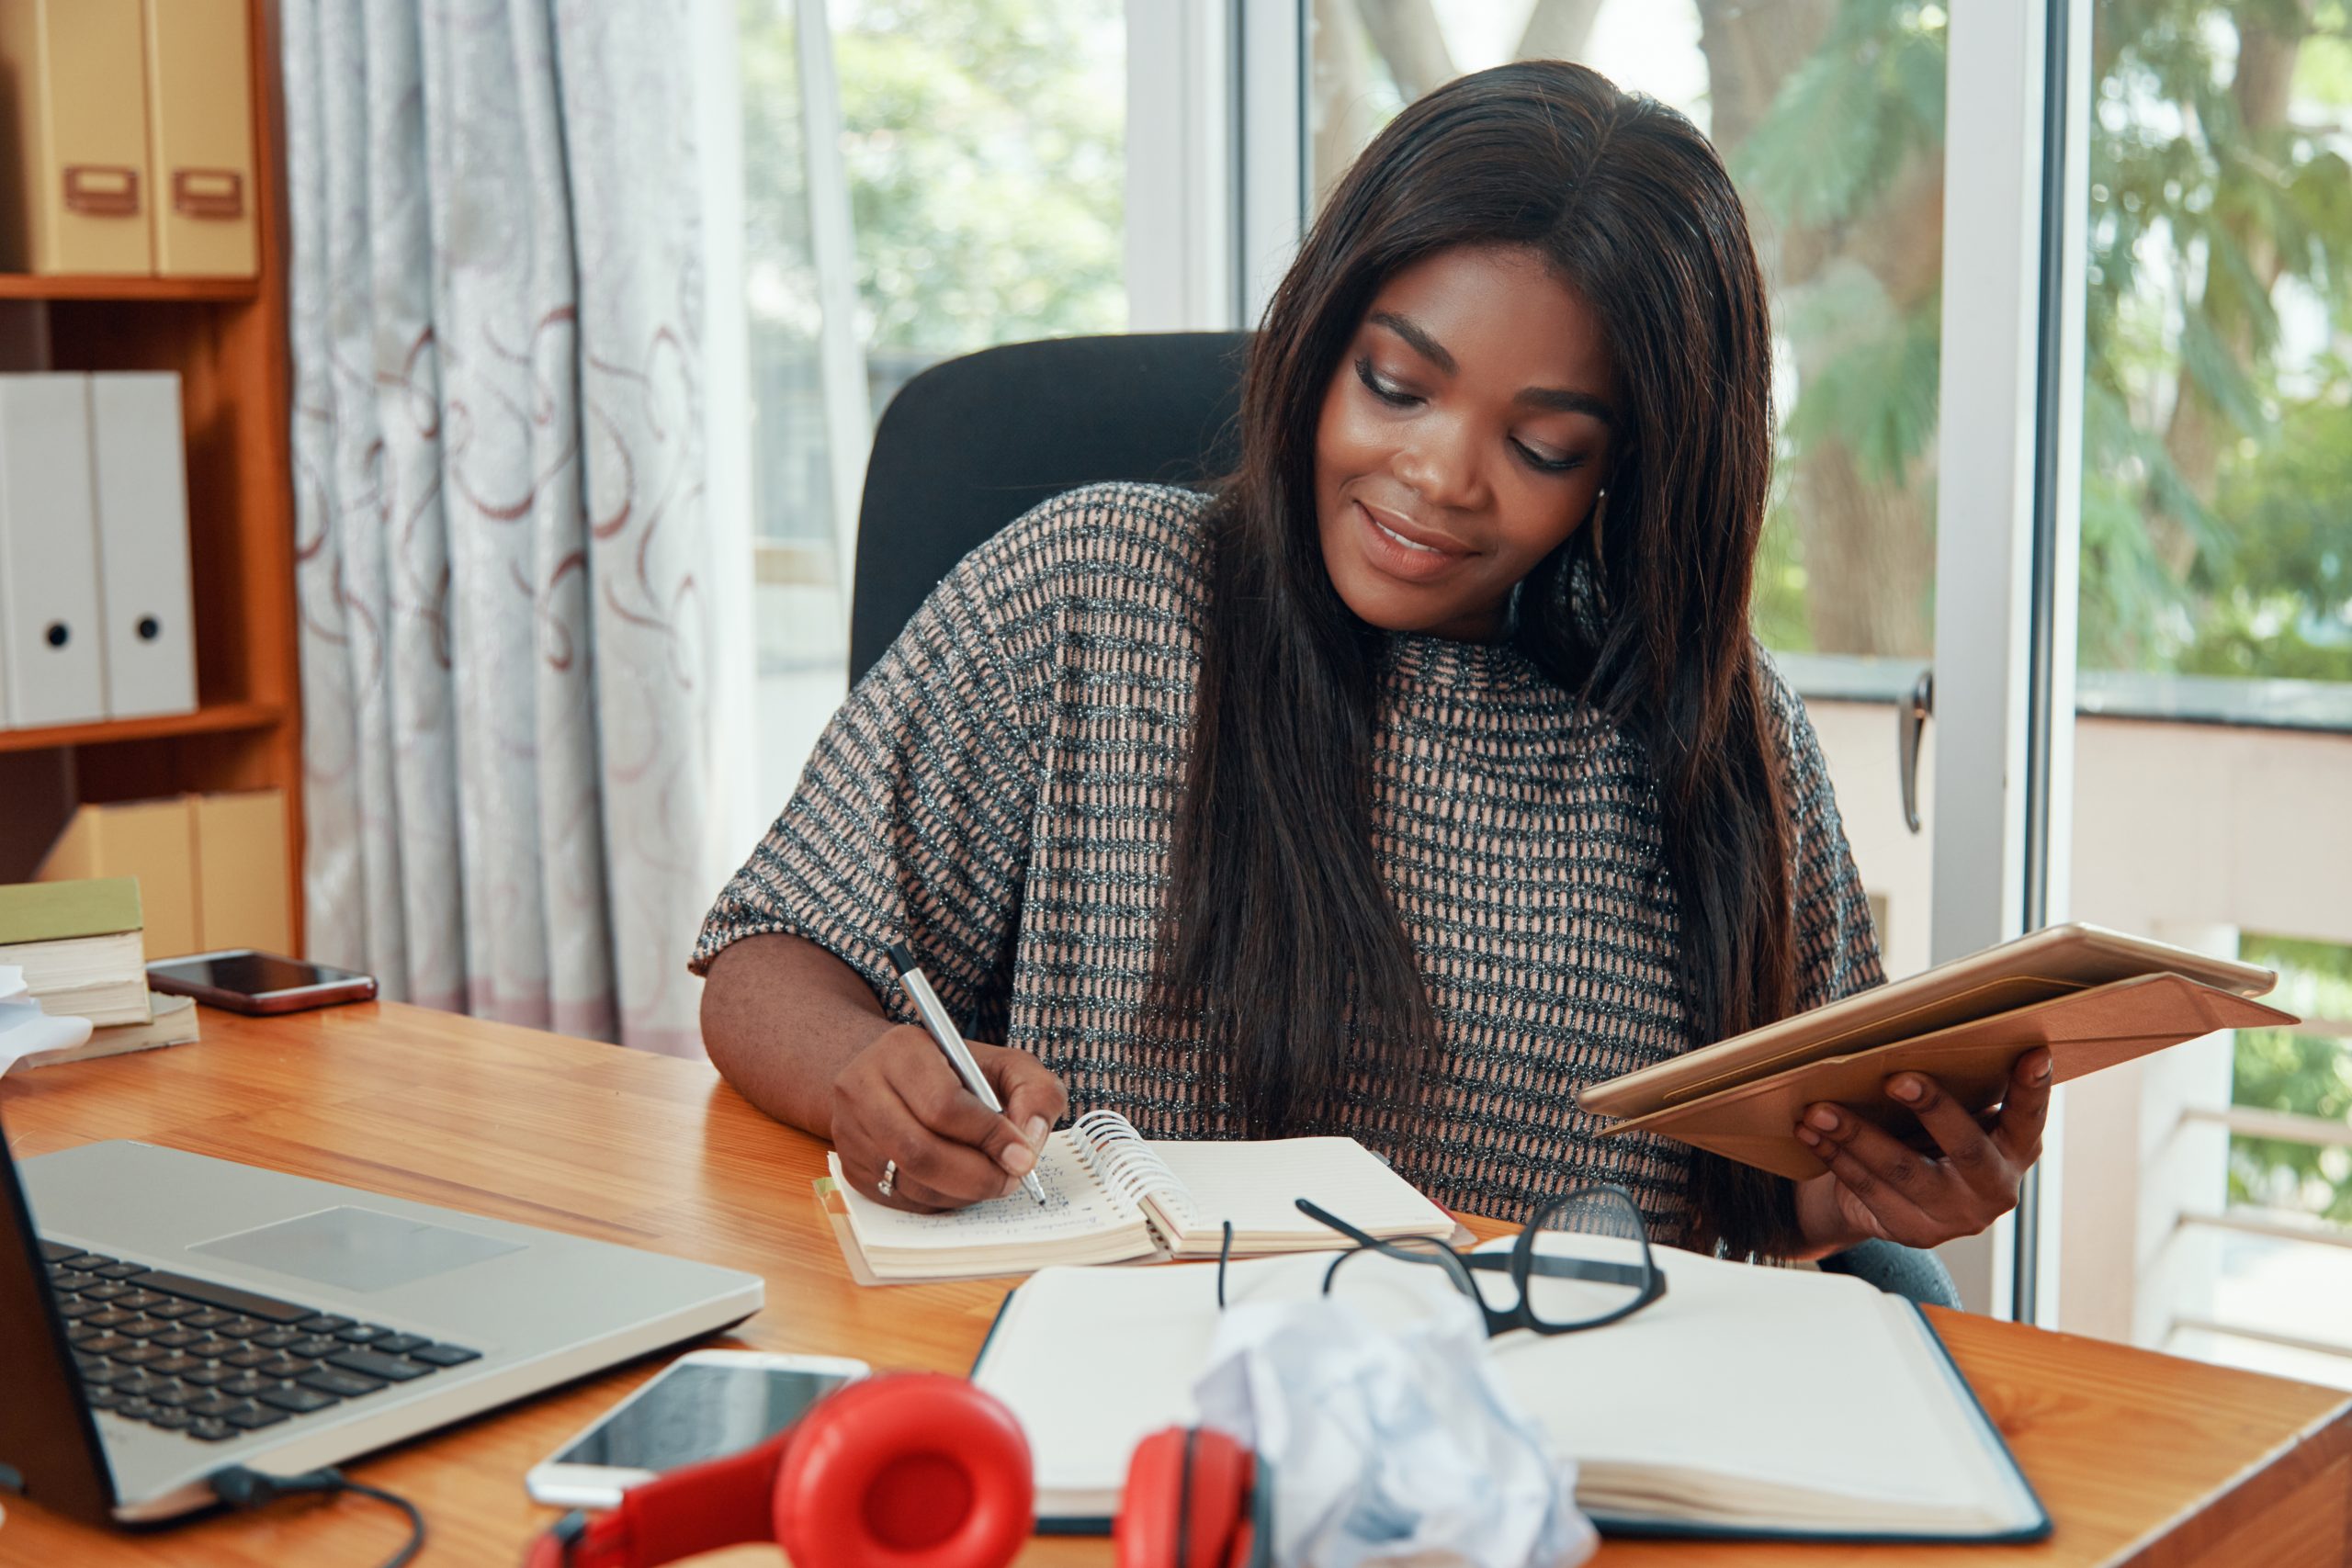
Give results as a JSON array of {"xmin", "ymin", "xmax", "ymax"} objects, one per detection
[{"xmin": 699, "ymin": 933, "xmax": 899, "ymax": 1138}]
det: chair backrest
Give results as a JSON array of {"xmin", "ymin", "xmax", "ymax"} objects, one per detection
[
  {"xmin": 1817, "ymin": 1235, "xmax": 1963, "ymax": 1308},
  {"xmin": 849, "ymin": 331, "xmax": 1251, "ymax": 684}
]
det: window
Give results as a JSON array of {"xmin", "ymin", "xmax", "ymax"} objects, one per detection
[
  {"xmin": 1293, "ymin": 1, "xmax": 2352, "ymax": 1352},
  {"xmin": 2077, "ymin": 2, "xmax": 2352, "ymax": 695},
  {"xmin": 1304, "ymin": 1, "xmax": 1953, "ymax": 975},
  {"xmin": 734, "ymin": 0, "xmax": 1126, "ymax": 802},
  {"xmin": 2188, "ymin": 936, "xmax": 2352, "ymax": 1389},
  {"xmin": 1308, "ymin": 2, "xmax": 1950, "ymax": 671},
  {"xmin": 2058, "ymin": 1, "xmax": 2352, "ymax": 1389}
]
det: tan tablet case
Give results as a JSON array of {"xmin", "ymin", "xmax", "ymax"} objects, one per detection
[
  {"xmin": 1577, "ymin": 922, "xmax": 2277, "ymax": 1123},
  {"xmin": 1600, "ymin": 973, "xmax": 2296, "ymax": 1180}
]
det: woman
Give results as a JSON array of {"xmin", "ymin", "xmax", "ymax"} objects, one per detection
[{"xmin": 695, "ymin": 62, "xmax": 2048, "ymax": 1261}]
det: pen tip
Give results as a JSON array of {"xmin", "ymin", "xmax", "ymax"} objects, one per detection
[{"xmin": 887, "ymin": 942, "xmax": 916, "ymax": 976}]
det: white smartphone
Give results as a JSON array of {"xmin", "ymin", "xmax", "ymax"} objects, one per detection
[{"xmin": 526, "ymin": 1349, "xmax": 870, "ymax": 1508}]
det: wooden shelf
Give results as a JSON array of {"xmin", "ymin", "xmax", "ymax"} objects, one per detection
[
  {"xmin": 0, "ymin": 0, "xmax": 306, "ymax": 945},
  {"xmin": 0, "ymin": 273, "xmax": 258, "ymax": 302},
  {"xmin": 0, "ymin": 700, "xmax": 283, "ymax": 754}
]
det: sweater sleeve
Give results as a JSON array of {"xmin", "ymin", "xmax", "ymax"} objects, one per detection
[
  {"xmin": 1757, "ymin": 649, "xmax": 1887, "ymax": 1013},
  {"xmin": 689, "ymin": 537, "xmax": 1046, "ymax": 1042}
]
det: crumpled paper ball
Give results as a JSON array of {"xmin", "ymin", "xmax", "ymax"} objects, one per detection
[{"xmin": 1193, "ymin": 1289, "xmax": 1597, "ymax": 1568}]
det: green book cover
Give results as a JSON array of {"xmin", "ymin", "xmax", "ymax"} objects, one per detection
[{"xmin": 0, "ymin": 878, "xmax": 145, "ymax": 945}]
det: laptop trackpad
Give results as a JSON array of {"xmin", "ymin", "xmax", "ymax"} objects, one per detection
[{"xmin": 190, "ymin": 1206, "xmax": 526, "ymax": 1293}]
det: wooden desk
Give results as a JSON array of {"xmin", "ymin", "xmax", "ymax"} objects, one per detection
[{"xmin": 1, "ymin": 1003, "xmax": 2346, "ymax": 1567}]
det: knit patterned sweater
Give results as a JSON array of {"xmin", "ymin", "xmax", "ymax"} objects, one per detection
[{"xmin": 693, "ymin": 482, "xmax": 1883, "ymax": 1241}]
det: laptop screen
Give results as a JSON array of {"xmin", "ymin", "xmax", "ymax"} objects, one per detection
[{"xmin": 0, "ymin": 1107, "xmax": 118, "ymax": 1522}]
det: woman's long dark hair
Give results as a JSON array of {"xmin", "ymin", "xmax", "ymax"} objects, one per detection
[{"xmin": 1153, "ymin": 62, "xmax": 1800, "ymax": 1255}]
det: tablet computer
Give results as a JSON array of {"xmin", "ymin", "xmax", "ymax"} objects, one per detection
[{"xmin": 1576, "ymin": 921, "xmax": 2277, "ymax": 1122}]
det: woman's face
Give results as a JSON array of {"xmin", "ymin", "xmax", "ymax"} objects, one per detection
[{"xmin": 1314, "ymin": 243, "xmax": 1619, "ymax": 642}]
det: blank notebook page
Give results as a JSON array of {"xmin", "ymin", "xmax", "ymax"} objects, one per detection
[
  {"xmin": 1487, "ymin": 1241, "xmax": 2022, "ymax": 1517},
  {"xmin": 1148, "ymin": 1137, "xmax": 1445, "ymax": 1239},
  {"xmin": 974, "ymin": 1255, "xmax": 1334, "ymax": 1500}
]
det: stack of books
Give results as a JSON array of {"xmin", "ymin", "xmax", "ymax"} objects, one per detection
[
  {"xmin": 0, "ymin": 877, "xmax": 151, "ymax": 1026},
  {"xmin": 0, "ymin": 879, "xmax": 201, "ymax": 1075}
]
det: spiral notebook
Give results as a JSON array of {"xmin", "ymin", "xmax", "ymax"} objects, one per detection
[{"xmin": 818, "ymin": 1110, "xmax": 1455, "ymax": 1283}]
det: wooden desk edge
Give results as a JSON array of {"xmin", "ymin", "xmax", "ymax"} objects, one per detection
[{"xmin": 2108, "ymin": 1394, "xmax": 2352, "ymax": 1568}]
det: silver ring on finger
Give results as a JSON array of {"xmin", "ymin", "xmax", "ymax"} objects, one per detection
[{"xmin": 877, "ymin": 1158, "xmax": 898, "ymax": 1199}]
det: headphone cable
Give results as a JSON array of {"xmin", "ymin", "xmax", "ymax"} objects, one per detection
[{"xmin": 211, "ymin": 1463, "xmax": 425, "ymax": 1568}]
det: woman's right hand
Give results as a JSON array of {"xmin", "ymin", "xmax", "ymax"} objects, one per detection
[{"xmin": 830, "ymin": 1026, "xmax": 1069, "ymax": 1212}]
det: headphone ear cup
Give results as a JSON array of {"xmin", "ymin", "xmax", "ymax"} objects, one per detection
[
  {"xmin": 772, "ymin": 1372, "xmax": 1034, "ymax": 1568},
  {"xmin": 1115, "ymin": 1427, "xmax": 1192, "ymax": 1568},
  {"xmin": 1115, "ymin": 1427, "xmax": 1257, "ymax": 1568},
  {"xmin": 1182, "ymin": 1430, "xmax": 1257, "ymax": 1568}
]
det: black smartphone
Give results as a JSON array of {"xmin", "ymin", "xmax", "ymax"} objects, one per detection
[{"xmin": 146, "ymin": 949, "xmax": 378, "ymax": 1014}]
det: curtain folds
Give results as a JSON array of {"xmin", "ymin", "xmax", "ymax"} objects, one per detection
[{"xmin": 283, "ymin": 0, "xmax": 709, "ymax": 1055}]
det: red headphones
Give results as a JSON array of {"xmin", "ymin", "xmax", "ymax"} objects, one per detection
[
  {"xmin": 525, "ymin": 1372, "xmax": 1034, "ymax": 1568},
  {"xmin": 1114, "ymin": 1427, "xmax": 1274, "ymax": 1568},
  {"xmin": 521, "ymin": 1377, "xmax": 1271, "ymax": 1568}
]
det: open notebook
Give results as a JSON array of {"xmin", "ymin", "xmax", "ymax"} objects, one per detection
[
  {"xmin": 820, "ymin": 1110, "xmax": 1454, "ymax": 1282},
  {"xmin": 971, "ymin": 1241, "xmax": 2049, "ymax": 1543}
]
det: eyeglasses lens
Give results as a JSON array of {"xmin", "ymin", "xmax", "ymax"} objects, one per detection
[
  {"xmin": 1523, "ymin": 1189, "xmax": 1653, "ymax": 1331},
  {"xmin": 1322, "ymin": 1235, "xmax": 1479, "ymax": 1325}
]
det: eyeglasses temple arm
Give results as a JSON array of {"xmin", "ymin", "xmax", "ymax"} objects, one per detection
[{"xmin": 1294, "ymin": 1196, "xmax": 1383, "ymax": 1250}]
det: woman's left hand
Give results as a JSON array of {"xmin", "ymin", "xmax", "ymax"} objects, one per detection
[{"xmin": 1791, "ymin": 1046, "xmax": 2054, "ymax": 1255}]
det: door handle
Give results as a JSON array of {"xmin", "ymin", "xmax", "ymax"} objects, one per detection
[{"xmin": 1900, "ymin": 668, "xmax": 1933, "ymax": 834}]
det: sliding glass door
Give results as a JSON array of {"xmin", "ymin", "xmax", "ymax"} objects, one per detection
[
  {"xmin": 1278, "ymin": 0, "xmax": 2050, "ymax": 1313},
  {"xmin": 717, "ymin": 0, "xmax": 1130, "ymax": 817},
  {"xmin": 1300, "ymin": 0, "xmax": 1958, "ymax": 953},
  {"xmin": 1266, "ymin": 1, "xmax": 2352, "ymax": 1355},
  {"xmin": 2055, "ymin": 0, "xmax": 2352, "ymax": 1388}
]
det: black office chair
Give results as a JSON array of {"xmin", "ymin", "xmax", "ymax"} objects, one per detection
[
  {"xmin": 848, "ymin": 331, "xmax": 1963, "ymax": 1313},
  {"xmin": 1820, "ymin": 1236, "xmax": 1962, "ymax": 1308},
  {"xmin": 848, "ymin": 331, "xmax": 1251, "ymax": 685}
]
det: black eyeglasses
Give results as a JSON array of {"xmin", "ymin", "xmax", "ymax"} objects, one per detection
[{"xmin": 1215, "ymin": 1185, "xmax": 1667, "ymax": 1337}]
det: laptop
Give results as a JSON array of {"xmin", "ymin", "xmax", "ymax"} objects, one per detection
[{"xmin": 0, "ymin": 1111, "xmax": 763, "ymax": 1525}]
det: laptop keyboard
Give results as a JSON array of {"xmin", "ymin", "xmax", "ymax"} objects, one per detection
[{"xmin": 40, "ymin": 1239, "xmax": 481, "ymax": 1445}]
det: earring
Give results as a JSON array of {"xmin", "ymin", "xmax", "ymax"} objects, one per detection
[{"xmin": 1587, "ymin": 489, "xmax": 1611, "ymax": 617}]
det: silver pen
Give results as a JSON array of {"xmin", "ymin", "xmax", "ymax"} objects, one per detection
[{"xmin": 886, "ymin": 942, "xmax": 1047, "ymax": 1205}]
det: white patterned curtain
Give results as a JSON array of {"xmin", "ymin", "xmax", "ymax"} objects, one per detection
[{"xmin": 282, "ymin": 0, "xmax": 710, "ymax": 1055}]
